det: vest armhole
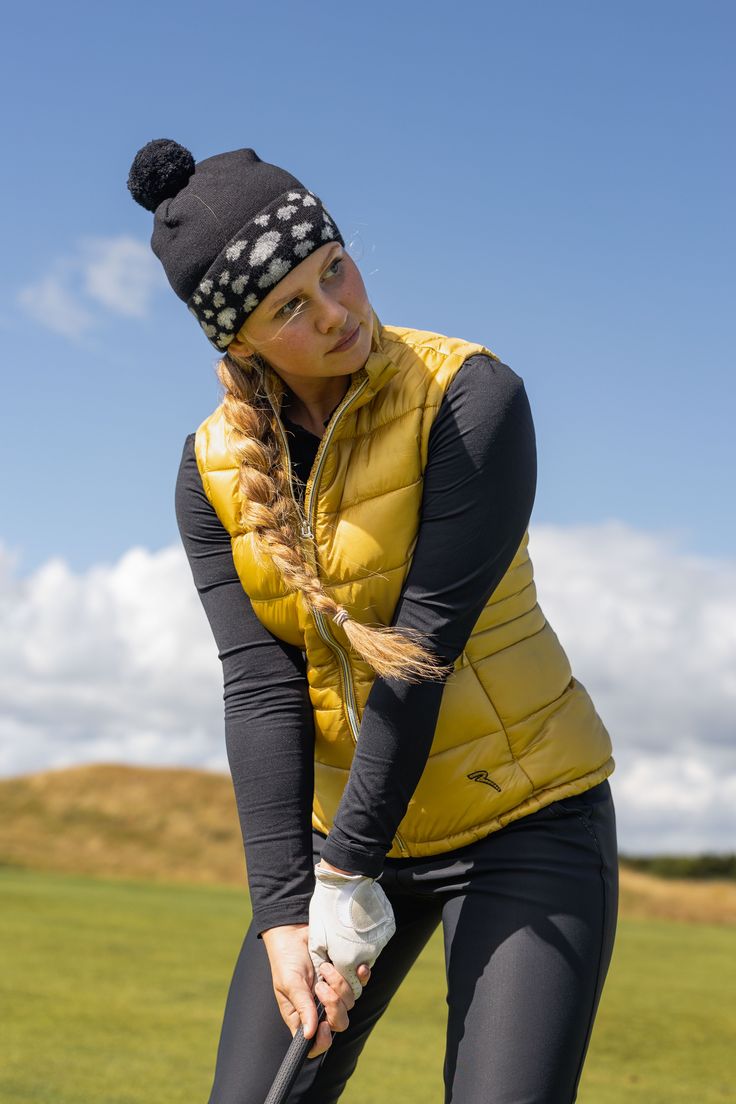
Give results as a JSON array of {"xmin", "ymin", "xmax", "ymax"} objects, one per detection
[{"xmin": 194, "ymin": 424, "xmax": 216, "ymax": 510}]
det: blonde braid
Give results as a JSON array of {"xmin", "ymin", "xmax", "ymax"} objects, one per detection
[{"xmin": 215, "ymin": 350, "xmax": 454, "ymax": 685}]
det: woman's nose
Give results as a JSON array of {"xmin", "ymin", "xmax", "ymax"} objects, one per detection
[{"xmin": 314, "ymin": 291, "xmax": 348, "ymax": 333}]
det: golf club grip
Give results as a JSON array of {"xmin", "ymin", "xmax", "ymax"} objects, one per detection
[{"xmin": 263, "ymin": 999, "xmax": 327, "ymax": 1104}]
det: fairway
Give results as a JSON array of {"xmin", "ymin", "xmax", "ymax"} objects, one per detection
[{"xmin": 1, "ymin": 868, "xmax": 733, "ymax": 1103}]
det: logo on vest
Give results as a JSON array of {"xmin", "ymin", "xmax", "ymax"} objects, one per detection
[{"xmin": 467, "ymin": 770, "xmax": 501, "ymax": 791}]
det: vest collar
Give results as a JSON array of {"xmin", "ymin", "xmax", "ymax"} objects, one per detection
[{"xmin": 259, "ymin": 310, "xmax": 401, "ymax": 419}]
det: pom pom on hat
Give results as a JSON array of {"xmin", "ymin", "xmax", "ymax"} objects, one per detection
[{"xmin": 127, "ymin": 138, "xmax": 196, "ymax": 212}]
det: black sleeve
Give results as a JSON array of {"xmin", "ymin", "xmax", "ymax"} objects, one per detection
[
  {"xmin": 174, "ymin": 434, "xmax": 316, "ymax": 937},
  {"xmin": 319, "ymin": 353, "xmax": 538, "ymax": 876}
]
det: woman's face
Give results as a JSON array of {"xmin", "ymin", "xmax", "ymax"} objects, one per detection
[{"xmin": 229, "ymin": 242, "xmax": 374, "ymax": 384}]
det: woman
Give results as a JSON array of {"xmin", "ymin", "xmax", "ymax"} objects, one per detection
[{"xmin": 128, "ymin": 139, "xmax": 619, "ymax": 1104}]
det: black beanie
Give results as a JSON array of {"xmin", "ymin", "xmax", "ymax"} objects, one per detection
[{"xmin": 127, "ymin": 139, "xmax": 344, "ymax": 351}]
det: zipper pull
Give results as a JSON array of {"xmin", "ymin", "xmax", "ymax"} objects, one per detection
[{"xmin": 301, "ymin": 518, "xmax": 314, "ymax": 539}]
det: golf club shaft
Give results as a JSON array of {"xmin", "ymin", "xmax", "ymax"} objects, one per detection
[{"xmin": 263, "ymin": 998, "xmax": 327, "ymax": 1104}]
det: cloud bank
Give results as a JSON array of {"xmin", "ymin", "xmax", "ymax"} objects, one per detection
[
  {"xmin": 531, "ymin": 521, "xmax": 736, "ymax": 854},
  {"xmin": 16, "ymin": 235, "xmax": 165, "ymax": 338},
  {"xmin": 1, "ymin": 521, "xmax": 734, "ymax": 854}
]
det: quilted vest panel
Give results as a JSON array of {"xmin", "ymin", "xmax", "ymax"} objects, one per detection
[{"xmin": 195, "ymin": 314, "xmax": 614, "ymax": 858}]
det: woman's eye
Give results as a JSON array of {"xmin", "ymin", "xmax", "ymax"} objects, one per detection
[
  {"xmin": 279, "ymin": 297, "xmax": 301, "ymax": 317},
  {"xmin": 276, "ymin": 259, "xmax": 342, "ymax": 317}
]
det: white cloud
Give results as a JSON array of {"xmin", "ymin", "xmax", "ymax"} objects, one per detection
[
  {"xmin": 0, "ymin": 542, "xmax": 223, "ymax": 778},
  {"xmin": 530, "ymin": 520, "xmax": 736, "ymax": 854},
  {"xmin": 16, "ymin": 235, "xmax": 165, "ymax": 338},
  {"xmin": 17, "ymin": 268, "xmax": 96, "ymax": 338},
  {"xmin": 79, "ymin": 236, "xmax": 164, "ymax": 317},
  {"xmin": 0, "ymin": 521, "xmax": 734, "ymax": 855}
]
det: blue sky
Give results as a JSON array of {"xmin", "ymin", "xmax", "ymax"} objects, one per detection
[
  {"xmin": 1, "ymin": 0, "xmax": 733, "ymax": 574},
  {"xmin": 1, "ymin": 2, "xmax": 734, "ymax": 852}
]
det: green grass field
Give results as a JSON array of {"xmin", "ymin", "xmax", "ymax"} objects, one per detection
[{"xmin": 1, "ymin": 867, "xmax": 734, "ymax": 1104}]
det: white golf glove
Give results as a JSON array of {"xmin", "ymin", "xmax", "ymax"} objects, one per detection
[{"xmin": 308, "ymin": 863, "xmax": 396, "ymax": 999}]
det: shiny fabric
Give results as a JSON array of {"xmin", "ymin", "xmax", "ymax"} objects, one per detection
[{"xmin": 194, "ymin": 315, "xmax": 615, "ymax": 856}]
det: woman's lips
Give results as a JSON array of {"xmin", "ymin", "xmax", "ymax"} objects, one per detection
[{"xmin": 329, "ymin": 323, "xmax": 360, "ymax": 353}]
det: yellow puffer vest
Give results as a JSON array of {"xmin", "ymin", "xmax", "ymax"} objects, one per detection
[{"xmin": 195, "ymin": 314, "xmax": 615, "ymax": 859}]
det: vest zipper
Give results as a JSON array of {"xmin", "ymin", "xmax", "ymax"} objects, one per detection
[{"xmin": 266, "ymin": 373, "xmax": 410, "ymax": 859}]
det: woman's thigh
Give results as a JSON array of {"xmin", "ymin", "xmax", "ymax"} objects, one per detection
[
  {"xmin": 441, "ymin": 783, "xmax": 619, "ymax": 1104},
  {"xmin": 207, "ymin": 848, "xmax": 443, "ymax": 1104}
]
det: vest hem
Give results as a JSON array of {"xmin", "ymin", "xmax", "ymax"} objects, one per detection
[{"xmin": 310, "ymin": 759, "xmax": 616, "ymax": 859}]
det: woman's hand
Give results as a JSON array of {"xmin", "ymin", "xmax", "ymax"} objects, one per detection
[
  {"xmin": 261, "ymin": 923, "xmax": 372, "ymax": 1059},
  {"xmin": 308, "ymin": 863, "xmax": 396, "ymax": 999}
]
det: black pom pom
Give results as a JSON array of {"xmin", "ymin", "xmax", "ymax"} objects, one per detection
[{"xmin": 127, "ymin": 138, "xmax": 196, "ymax": 212}]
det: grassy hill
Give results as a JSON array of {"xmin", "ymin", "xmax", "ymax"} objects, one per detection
[
  {"xmin": 0, "ymin": 762, "xmax": 246, "ymax": 886},
  {"xmin": 2, "ymin": 762, "xmax": 735, "ymax": 924}
]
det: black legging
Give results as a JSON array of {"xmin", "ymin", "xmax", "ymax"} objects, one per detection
[{"xmin": 207, "ymin": 780, "xmax": 619, "ymax": 1104}]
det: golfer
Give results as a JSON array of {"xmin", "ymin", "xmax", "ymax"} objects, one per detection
[{"xmin": 128, "ymin": 139, "xmax": 619, "ymax": 1104}]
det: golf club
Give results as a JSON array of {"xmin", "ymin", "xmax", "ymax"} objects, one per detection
[{"xmin": 263, "ymin": 998, "xmax": 327, "ymax": 1104}]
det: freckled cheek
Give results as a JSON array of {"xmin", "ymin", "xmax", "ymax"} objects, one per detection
[
  {"xmin": 285, "ymin": 337, "xmax": 313, "ymax": 366},
  {"xmin": 267, "ymin": 332, "xmax": 306, "ymax": 371},
  {"xmin": 342, "ymin": 263, "xmax": 368, "ymax": 304},
  {"xmin": 346, "ymin": 286, "xmax": 370, "ymax": 321}
]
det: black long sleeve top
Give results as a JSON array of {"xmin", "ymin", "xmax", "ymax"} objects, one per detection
[{"xmin": 174, "ymin": 352, "xmax": 537, "ymax": 936}]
